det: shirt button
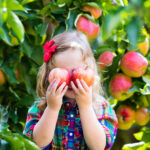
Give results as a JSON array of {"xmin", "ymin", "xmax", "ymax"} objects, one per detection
[
  {"xmin": 70, "ymin": 114, "xmax": 74, "ymax": 118},
  {"xmin": 66, "ymin": 103, "xmax": 70, "ymax": 106},
  {"xmin": 69, "ymin": 132, "xmax": 73, "ymax": 136}
]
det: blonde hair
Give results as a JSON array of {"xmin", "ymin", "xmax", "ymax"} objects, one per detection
[{"xmin": 36, "ymin": 30, "xmax": 105, "ymax": 111}]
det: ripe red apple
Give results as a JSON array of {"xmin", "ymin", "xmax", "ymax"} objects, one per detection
[
  {"xmin": 76, "ymin": 16, "xmax": 100, "ymax": 40},
  {"xmin": 0, "ymin": 69, "xmax": 6, "ymax": 86},
  {"xmin": 117, "ymin": 105, "xmax": 135, "ymax": 130},
  {"xmin": 98, "ymin": 51, "xmax": 115, "ymax": 71},
  {"xmin": 109, "ymin": 73, "xmax": 133, "ymax": 101},
  {"xmin": 120, "ymin": 51, "xmax": 148, "ymax": 77},
  {"xmin": 48, "ymin": 68, "xmax": 71, "ymax": 87},
  {"xmin": 71, "ymin": 67, "xmax": 94, "ymax": 87},
  {"xmin": 83, "ymin": 5, "xmax": 102, "ymax": 19},
  {"xmin": 135, "ymin": 107, "xmax": 149, "ymax": 126}
]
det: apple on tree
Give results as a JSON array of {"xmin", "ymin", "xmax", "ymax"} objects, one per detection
[
  {"xmin": 98, "ymin": 51, "xmax": 115, "ymax": 71},
  {"xmin": 48, "ymin": 68, "xmax": 71, "ymax": 87},
  {"xmin": 116, "ymin": 105, "xmax": 135, "ymax": 130},
  {"xmin": 76, "ymin": 15, "xmax": 100, "ymax": 40},
  {"xmin": 82, "ymin": 5, "xmax": 102, "ymax": 19},
  {"xmin": 120, "ymin": 51, "xmax": 148, "ymax": 78},
  {"xmin": 109, "ymin": 73, "xmax": 133, "ymax": 101},
  {"xmin": 135, "ymin": 107, "xmax": 149, "ymax": 126}
]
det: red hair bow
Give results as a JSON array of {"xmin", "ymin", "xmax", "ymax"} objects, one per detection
[{"xmin": 43, "ymin": 40, "xmax": 58, "ymax": 62}]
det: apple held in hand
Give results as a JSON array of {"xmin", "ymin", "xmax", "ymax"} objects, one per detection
[
  {"xmin": 71, "ymin": 67, "xmax": 94, "ymax": 87},
  {"xmin": 117, "ymin": 105, "xmax": 135, "ymax": 130},
  {"xmin": 48, "ymin": 68, "xmax": 71, "ymax": 87}
]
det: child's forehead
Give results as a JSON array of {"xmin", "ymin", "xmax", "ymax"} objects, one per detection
[{"xmin": 53, "ymin": 48, "xmax": 85, "ymax": 68}]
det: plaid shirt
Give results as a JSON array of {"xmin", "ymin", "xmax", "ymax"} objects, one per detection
[{"xmin": 23, "ymin": 97, "xmax": 118, "ymax": 150}]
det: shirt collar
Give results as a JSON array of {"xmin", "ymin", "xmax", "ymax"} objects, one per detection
[{"xmin": 62, "ymin": 97, "xmax": 78, "ymax": 111}]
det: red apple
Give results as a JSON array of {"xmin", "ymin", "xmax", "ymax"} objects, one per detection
[
  {"xmin": 117, "ymin": 105, "xmax": 135, "ymax": 130},
  {"xmin": 98, "ymin": 51, "xmax": 115, "ymax": 71},
  {"xmin": 109, "ymin": 73, "xmax": 133, "ymax": 101},
  {"xmin": 71, "ymin": 67, "xmax": 94, "ymax": 87},
  {"xmin": 135, "ymin": 107, "xmax": 149, "ymax": 126},
  {"xmin": 120, "ymin": 51, "xmax": 148, "ymax": 77},
  {"xmin": 83, "ymin": 5, "xmax": 102, "ymax": 19},
  {"xmin": 48, "ymin": 68, "xmax": 71, "ymax": 87},
  {"xmin": 76, "ymin": 16, "xmax": 100, "ymax": 40}
]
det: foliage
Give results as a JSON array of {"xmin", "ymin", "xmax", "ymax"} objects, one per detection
[{"xmin": 0, "ymin": 0, "xmax": 150, "ymax": 149}]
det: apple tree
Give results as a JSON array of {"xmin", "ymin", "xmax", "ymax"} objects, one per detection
[{"xmin": 0, "ymin": 0, "xmax": 150, "ymax": 149}]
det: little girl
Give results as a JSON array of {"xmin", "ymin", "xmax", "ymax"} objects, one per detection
[{"xmin": 23, "ymin": 31, "xmax": 118, "ymax": 150}]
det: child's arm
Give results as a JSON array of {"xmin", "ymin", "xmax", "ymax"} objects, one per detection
[
  {"xmin": 71, "ymin": 79, "xmax": 118, "ymax": 150},
  {"xmin": 79, "ymin": 106, "xmax": 106, "ymax": 150},
  {"xmin": 33, "ymin": 79, "xmax": 68, "ymax": 148},
  {"xmin": 33, "ymin": 106, "xmax": 59, "ymax": 148}
]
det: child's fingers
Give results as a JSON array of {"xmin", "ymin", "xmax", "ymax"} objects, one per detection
[
  {"xmin": 76, "ymin": 79, "xmax": 85, "ymax": 94},
  {"xmin": 80, "ymin": 79, "xmax": 89, "ymax": 92},
  {"xmin": 56, "ymin": 82, "xmax": 66, "ymax": 93},
  {"xmin": 71, "ymin": 81, "xmax": 79, "ymax": 94},
  {"xmin": 51, "ymin": 79, "xmax": 60, "ymax": 93},
  {"xmin": 62, "ymin": 85, "xmax": 68, "ymax": 95},
  {"xmin": 47, "ymin": 79, "xmax": 57, "ymax": 92}
]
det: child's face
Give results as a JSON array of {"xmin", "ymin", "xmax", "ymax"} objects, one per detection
[{"xmin": 53, "ymin": 48, "xmax": 86, "ymax": 99}]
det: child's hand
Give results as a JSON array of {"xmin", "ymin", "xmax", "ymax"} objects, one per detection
[
  {"xmin": 71, "ymin": 79, "xmax": 92, "ymax": 109},
  {"xmin": 46, "ymin": 79, "xmax": 68, "ymax": 111}
]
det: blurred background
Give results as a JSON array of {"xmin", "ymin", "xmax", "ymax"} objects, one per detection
[{"xmin": 0, "ymin": 0, "xmax": 150, "ymax": 149}]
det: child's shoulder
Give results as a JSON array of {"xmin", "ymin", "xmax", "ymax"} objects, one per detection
[
  {"xmin": 28, "ymin": 98, "xmax": 41, "ymax": 114},
  {"xmin": 93, "ymin": 95, "xmax": 117, "ymax": 122}
]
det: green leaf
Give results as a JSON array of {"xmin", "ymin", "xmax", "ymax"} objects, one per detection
[
  {"xmin": 122, "ymin": 142, "xmax": 147, "ymax": 150},
  {"xmin": 48, "ymin": 2, "xmax": 67, "ymax": 14},
  {"xmin": 2, "ymin": 65, "xmax": 19, "ymax": 84},
  {"xmin": 21, "ymin": 0, "xmax": 36, "ymax": 5},
  {"xmin": 57, "ymin": 0, "xmax": 72, "ymax": 7},
  {"xmin": 0, "ymin": 133, "xmax": 25, "ymax": 150},
  {"xmin": 142, "ymin": 75, "xmax": 150, "ymax": 84},
  {"xmin": 34, "ymin": 22, "xmax": 48, "ymax": 36},
  {"xmin": 0, "ymin": 105, "xmax": 8, "ymax": 124},
  {"xmin": 23, "ymin": 138, "xmax": 40, "ymax": 150},
  {"xmin": 0, "ymin": 6, "xmax": 8, "ymax": 25},
  {"xmin": 82, "ymin": 2, "xmax": 101, "ymax": 9},
  {"xmin": 20, "ymin": 38, "xmax": 32, "ymax": 57},
  {"xmin": 8, "ymin": 107, "xmax": 18, "ymax": 124},
  {"xmin": 7, "ymin": 0, "xmax": 24, "ymax": 12},
  {"xmin": 140, "ymin": 84, "xmax": 150, "ymax": 95},
  {"xmin": 134, "ymin": 127, "xmax": 150, "ymax": 143},
  {"xmin": 66, "ymin": 10, "xmax": 79, "ymax": 30},
  {"xmin": 102, "ymin": 8, "xmax": 125, "ymax": 40},
  {"xmin": 0, "ymin": 139, "xmax": 11, "ymax": 150},
  {"xmin": 126, "ymin": 17, "xmax": 141, "ymax": 45},
  {"xmin": 7, "ymin": 11, "xmax": 24, "ymax": 42},
  {"xmin": 52, "ymin": 23, "xmax": 66, "ymax": 37},
  {"xmin": 30, "ymin": 45, "xmax": 43, "ymax": 65},
  {"xmin": 0, "ymin": 25, "xmax": 12, "ymax": 46}
]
